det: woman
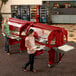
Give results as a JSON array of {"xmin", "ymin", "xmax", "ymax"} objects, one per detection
[
  {"xmin": 24, "ymin": 29, "xmax": 36, "ymax": 72},
  {"xmin": 1, "ymin": 18, "xmax": 10, "ymax": 55}
]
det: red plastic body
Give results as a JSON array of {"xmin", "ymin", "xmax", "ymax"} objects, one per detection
[{"xmin": 8, "ymin": 18, "xmax": 68, "ymax": 64}]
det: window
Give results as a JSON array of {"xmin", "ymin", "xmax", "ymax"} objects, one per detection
[
  {"xmin": 11, "ymin": 5, "xmax": 30, "ymax": 20},
  {"xmin": 64, "ymin": 3, "xmax": 71, "ymax": 8},
  {"xmin": 53, "ymin": 3, "xmax": 59, "ymax": 8}
]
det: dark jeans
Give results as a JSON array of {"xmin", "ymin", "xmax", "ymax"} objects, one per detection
[
  {"xmin": 24, "ymin": 53, "xmax": 35, "ymax": 71},
  {"xmin": 4, "ymin": 36, "xmax": 9, "ymax": 53}
]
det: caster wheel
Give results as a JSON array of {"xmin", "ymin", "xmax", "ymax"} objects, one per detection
[
  {"xmin": 48, "ymin": 64, "xmax": 55, "ymax": 68},
  {"xmin": 48, "ymin": 64, "xmax": 51, "ymax": 68}
]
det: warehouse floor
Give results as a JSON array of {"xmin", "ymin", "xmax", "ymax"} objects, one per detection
[{"xmin": 0, "ymin": 25, "xmax": 76, "ymax": 76}]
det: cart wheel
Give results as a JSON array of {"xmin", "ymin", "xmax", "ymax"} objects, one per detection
[
  {"xmin": 48, "ymin": 64, "xmax": 51, "ymax": 68},
  {"xmin": 48, "ymin": 64, "xmax": 55, "ymax": 68}
]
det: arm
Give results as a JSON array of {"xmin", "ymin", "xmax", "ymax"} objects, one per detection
[
  {"xmin": 1, "ymin": 23, "xmax": 8, "ymax": 37},
  {"xmin": 1, "ymin": 23, "xmax": 5, "ymax": 33}
]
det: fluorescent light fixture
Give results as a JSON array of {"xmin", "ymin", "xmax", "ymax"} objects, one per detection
[{"xmin": 42, "ymin": 0, "xmax": 76, "ymax": 1}]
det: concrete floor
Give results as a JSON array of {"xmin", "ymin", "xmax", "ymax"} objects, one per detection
[{"xmin": 0, "ymin": 25, "xmax": 76, "ymax": 76}]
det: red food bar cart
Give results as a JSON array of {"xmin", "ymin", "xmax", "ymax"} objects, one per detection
[
  {"xmin": 8, "ymin": 18, "xmax": 33, "ymax": 50},
  {"xmin": 8, "ymin": 18, "xmax": 68, "ymax": 66}
]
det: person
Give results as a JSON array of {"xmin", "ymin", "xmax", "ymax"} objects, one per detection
[
  {"xmin": 1, "ymin": 18, "xmax": 10, "ymax": 55},
  {"xmin": 23, "ymin": 29, "xmax": 37, "ymax": 72}
]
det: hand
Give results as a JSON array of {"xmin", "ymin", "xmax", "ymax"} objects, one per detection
[
  {"xmin": 30, "ymin": 48, "xmax": 35, "ymax": 51},
  {"xmin": 3, "ymin": 32, "xmax": 8, "ymax": 37},
  {"xmin": 30, "ymin": 48, "xmax": 34, "ymax": 50}
]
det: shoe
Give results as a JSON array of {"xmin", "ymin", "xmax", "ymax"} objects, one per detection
[
  {"xmin": 33, "ymin": 69, "xmax": 37, "ymax": 72},
  {"xmin": 23, "ymin": 69, "xmax": 27, "ymax": 72},
  {"xmin": 7, "ymin": 53, "xmax": 10, "ymax": 55},
  {"xmin": 48, "ymin": 64, "xmax": 55, "ymax": 68},
  {"xmin": 31, "ymin": 69, "xmax": 37, "ymax": 72}
]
